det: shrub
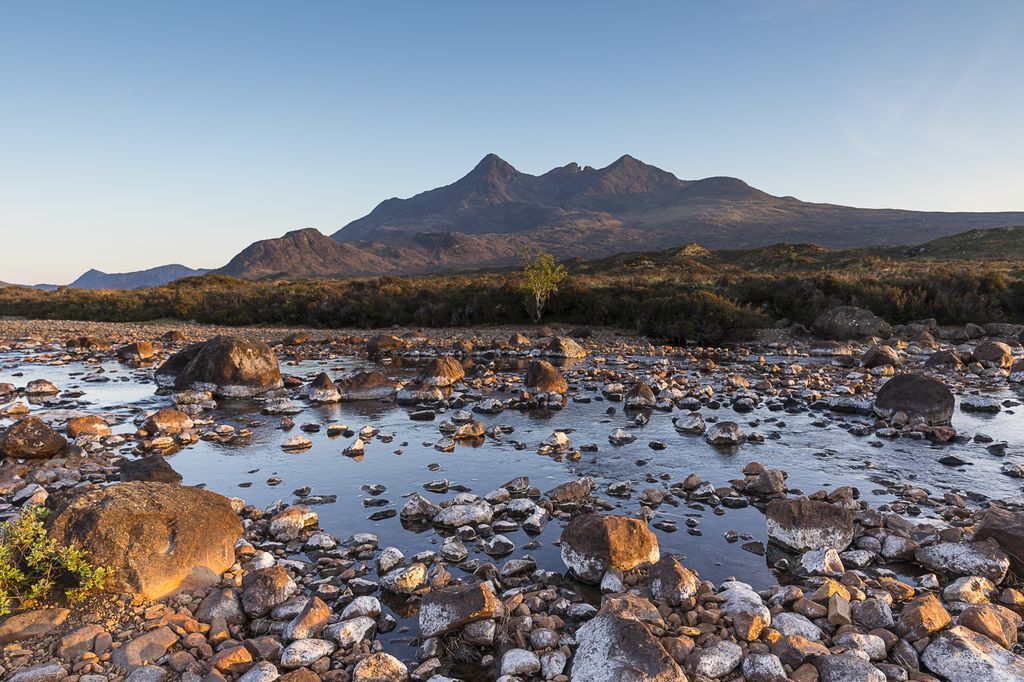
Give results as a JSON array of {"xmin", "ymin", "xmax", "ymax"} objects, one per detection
[{"xmin": 0, "ymin": 507, "xmax": 111, "ymax": 617}]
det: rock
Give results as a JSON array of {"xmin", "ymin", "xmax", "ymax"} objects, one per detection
[
  {"xmin": 270, "ymin": 505, "xmax": 318, "ymax": 541},
  {"xmin": 686, "ymin": 639, "xmax": 742, "ymax": 678},
  {"xmin": 799, "ymin": 547, "xmax": 844, "ymax": 577},
  {"xmin": 773, "ymin": 612, "xmax": 823, "ymax": 641},
  {"xmin": 501, "ymin": 649, "xmax": 541, "ymax": 677},
  {"xmin": 813, "ymin": 306, "xmax": 892, "ymax": 340},
  {"xmin": 419, "ymin": 581, "xmax": 499, "ymax": 638},
  {"xmin": 944, "ymin": 576, "xmax": 996, "ymax": 604},
  {"xmin": 742, "ymin": 653, "xmax": 787, "ymax": 682},
  {"xmin": 380, "ymin": 563, "xmax": 427, "ymax": 594},
  {"xmin": 118, "ymin": 455, "xmax": 183, "ymax": 484},
  {"xmin": 433, "ymin": 500, "xmax": 493, "ymax": 527},
  {"xmin": 7, "ymin": 662, "xmax": 68, "ymax": 682},
  {"xmin": 914, "ymin": 542, "xmax": 1010, "ymax": 583},
  {"xmin": 336, "ymin": 371, "xmax": 400, "ymax": 400},
  {"xmin": 705, "ymin": 421, "xmax": 744, "ymax": 445},
  {"xmin": 973, "ymin": 507, "xmax": 1024, "ymax": 575},
  {"xmin": 972, "ymin": 341, "xmax": 1014, "ymax": 368},
  {"xmin": 351, "ymin": 652, "xmax": 408, "ymax": 682},
  {"xmin": 0, "ymin": 416, "xmax": 67, "ymax": 460},
  {"xmin": 57, "ymin": 624, "xmax": 106, "ymax": 660},
  {"xmin": 814, "ymin": 654, "xmax": 885, "ymax": 682},
  {"xmin": 0, "ymin": 608, "xmax": 70, "ymax": 645},
  {"xmin": 560, "ymin": 513, "xmax": 660, "ymax": 584},
  {"xmin": 46, "ymin": 481, "xmax": 241, "ymax": 600},
  {"xmin": 546, "ymin": 336, "xmax": 586, "ymax": 358},
  {"xmin": 624, "ymin": 382, "xmax": 657, "ymax": 408},
  {"xmin": 279, "ymin": 638, "xmax": 335, "ymax": 669},
  {"xmin": 366, "ymin": 334, "xmax": 403, "ymax": 355},
  {"xmin": 238, "ymin": 662, "xmax": 281, "ymax": 682},
  {"xmin": 25, "ymin": 379, "xmax": 59, "ymax": 395},
  {"xmin": 157, "ymin": 336, "xmax": 283, "ymax": 398},
  {"xmin": 66, "ymin": 415, "xmax": 112, "ymax": 438},
  {"xmin": 242, "ymin": 566, "xmax": 298, "ymax": 617},
  {"xmin": 648, "ymin": 555, "xmax": 699, "ymax": 605},
  {"xmin": 898, "ymin": 593, "xmax": 951, "ymax": 640},
  {"xmin": 673, "ymin": 412, "xmax": 705, "ymax": 434},
  {"xmin": 400, "ymin": 493, "xmax": 441, "ymax": 522},
  {"xmin": 525, "ymin": 360, "xmax": 567, "ymax": 394},
  {"xmin": 862, "ymin": 344, "xmax": 900, "ymax": 368},
  {"xmin": 142, "ymin": 408, "xmax": 194, "ymax": 435},
  {"xmin": 326, "ymin": 616, "xmax": 376, "ymax": 647},
  {"xmin": 118, "ymin": 341, "xmax": 158, "ymax": 362},
  {"xmin": 304, "ymin": 373, "xmax": 340, "ymax": 403},
  {"xmin": 959, "ymin": 604, "xmax": 1021, "ymax": 649},
  {"xmin": 766, "ymin": 498, "xmax": 854, "ymax": 551},
  {"xmin": 111, "ymin": 627, "xmax": 179, "ymax": 671},
  {"xmin": 283, "ymin": 596, "xmax": 331, "ymax": 641},
  {"xmin": 572, "ymin": 611, "xmax": 685, "ymax": 682},
  {"xmin": 922, "ymin": 625, "xmax": 1024, "ymax": 681},
  {"xmin": 873, "ymin": 374, "xmax": 955, "ymax": 426},
  {"xmin": 195, "ymin": 588, "xmax": 245, "ymax": 624},
  {"xmin": 418, "ymin": 356, "xmax": 465, "ymax": 387}
]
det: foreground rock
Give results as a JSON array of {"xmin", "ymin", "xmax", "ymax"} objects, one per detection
[
  {"xmin": 873, "ymin": 373, "xmax": 955, "ymax": 425},
  {"xmin": 922, "ymin": 626, "xmax": 1024, "ymax": 681},
  {"xmin": 156, "ymin": 335, "xmax": 283, "ymax": 398},
  {"xmin": 0, "ymin": 416, "xmax": 68, "ymax": 460},
  {"xmin": 560, "ymin": 513, "xmax": 660, "ymax": 583},
  {"xmin": 46, "ymin": 482, "xmax": 242, "ymax": 599},
  {"xmin": 766, "ymin": 498, "xmax": 854, "ymax": 551},
  {"xmin": 572, "ymin": 597, "xmax": 685, "ymax": 682}
]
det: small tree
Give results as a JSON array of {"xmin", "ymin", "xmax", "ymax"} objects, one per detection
[{"xmin": 520, "ymin": 251, "xmax": 568, "ymax": 322}]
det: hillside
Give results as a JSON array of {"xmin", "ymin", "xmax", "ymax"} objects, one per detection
[
  {"xmin": 68, "ymin": 264, "xmax": 210, "ymax": 290},
  {"xmin": 897, "ymin": 225, "xmax": 1024, "ymax": 260}
]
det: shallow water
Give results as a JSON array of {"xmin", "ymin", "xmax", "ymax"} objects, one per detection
[{"xmin": 3, "ymin": 346, "xmax": 1023, "ymax": 657}]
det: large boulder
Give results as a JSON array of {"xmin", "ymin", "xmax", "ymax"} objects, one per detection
[
  {"xmin": 0, "ymin": 417, "xmax": 68, "ymax": 460},
  {"xmin": 46, "ymin": 482, "xmax": 242, "ymax": 600},
  {"xmin": 560, "ymin": 513, "xmax": 659, "ymax": 584},
  {"xmin": 922, "ymin": 626, "xmax": 1024, "ymax": 681},
  {"xmin": 304, "ymin": 373, "xmax": 340, "ymax": 403},
  {"xmin": 156, "ymin": 336, "xmax": 282, "ymax": 398},
  {"xmin": 417, "ymin": 356, "xmax": 465, "ymax": 387},
  {"xmin": 861, "ymin": 345, "xmax": 900, "ymax": 369},
  {"xmin": 524, "ymin": 360, "xmax": 567, "ymax": 394},
  {"xmin": 873, "ymin": 374, "xmax": 955, "ymax": 426},
  {"xmin": 971, "ymin": 341, "xmax": 1015, "ymax": 369},
  {"xmin": 572, "ymin": 600, "xmax": 685, "ymax": 682},
  {"xmin": 914, "ymin": 542, "xmax": 1010, "ymax": 583},
  {"xmin": 546, "ymin": 336, "xmax": 586, "ymax": 358},
  {"xmin": 766, "ymin": 499, "xmax": 854, "ymax": 552},
  {"xmin": 336, "ymin": 371, "xmax": 401, "ymax": 401},
  {"xmin": 66, "ymin": 415, "xmax": 112, "ymax": 438},
  {"xmin": 418, "ymin": 581, "xmax": 499, "ymax": 638},
  {"xmin": 974, "ymin": 507, "xmax": 1024, "ymax": 575},
  {"xmin": 813, "ymin": 306, "xmax": 892, "ymax": 340}
]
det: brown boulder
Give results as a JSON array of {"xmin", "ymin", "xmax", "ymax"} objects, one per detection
[
  {"xmin": 766, "ymin": 498, "xmax": 854, "ymax": 551},
  {"xmin": 118, "ymin": 342, "xmax": 158, "ymax": 362},
  {"xmin": 419, "ymin": 581, "xmax": 499, "ymax": 638},
  {"xmin": 46, "ymin": 482, "xmax": 241, "ymax": 600},
  {"xmin": 417, "ymin": 356, "xmax": 465, "ymax": 387},
  {"xmin": 560, "ymin": 513, "xmax": 660, "ymax": 584},
  {"xmin": 142, "ymin": 408, "xmax": 193, "ymax": 435},
  {"xmin": 813, "ymin": 306, "xmax": 891, "ymax": 340},
  {"xmin": 0, "ymin": 417, "xmax": 67, "ymax": 460},
  {"xmin": 873, "ymin": 374, "xmax": 955, "ymax": 426},
  {"xmin": 972, "ymin": 341, "xmax": 1014, "ymax": 369},
  {"xmin": 336, "ymin": 371, "xmax": 401, "ymax": 400},
  {"xmin": 861, "ymin": 345, "xmax": 900, "ymax": 369},
  {"xmin": 66, "ymin": 415, "xmax": 112, "ymax": 438},
  {"xmin": 974, "ymin": 507, "xmax": 1024, "ymax": 575},
  {"xmin": 524, "ymin": 360, "xmax": 567, "ymax": 394},
  {"xmin": 157, "ymin": 336, "xmax": 282, "ymax": 398}
]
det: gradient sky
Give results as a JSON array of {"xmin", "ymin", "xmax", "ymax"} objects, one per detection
[{"xmin": 2, "ymin": 0, "xmax": 1022, "ymax": 284}]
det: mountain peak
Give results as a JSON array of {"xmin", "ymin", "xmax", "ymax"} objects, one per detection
[{"xmin": 472, "ymin": 153, "xmax": 516, "ymax": 174}]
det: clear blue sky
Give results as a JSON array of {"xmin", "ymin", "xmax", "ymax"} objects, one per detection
[{"xmin": 2, "ymin": 0, "xmax": 1022, "ymax": 283}]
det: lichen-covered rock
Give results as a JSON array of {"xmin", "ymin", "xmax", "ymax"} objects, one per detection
[
  {"xmin": 813, "ymin": 306, "xmax": 892, "ymax": 340},
  {"xmin": 572, "ymin": 610, "xmax": 685, "ymax": 682},
  {"xmin": 336, "ymin": 371, "xmax": 401, "ymax": 400},
  {"xmin": 560, "ymin": 513, "xmax": 660, "ymax": 584},
  {"xmin": 0, "ymin": 416, "xmax": 67, "ymax": 460},
  {"xmin": 766, "ymin": 498, "xmax": 854, "ymax": 552},
  {"xmin": 419, "ymin": 582, "xmax": 499, "ymax": 638},
  {"xmin": 46, "ymin": 482, "xmax": 241, "ymax": 600},
  {"xmin": 914, "ymin": 542, "xmax": 1010, "ymax": 583},
  {"xmin": 922, "ymin": 625, "xmax": 1024, "ymax": 681}
]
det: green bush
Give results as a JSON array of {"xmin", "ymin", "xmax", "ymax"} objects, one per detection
[{"xmin": 0, "ymin": 507, "xmax": 111, "ymax": 617}]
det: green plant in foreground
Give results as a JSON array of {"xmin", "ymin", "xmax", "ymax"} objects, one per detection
[{"xmin": 0, "ymin": 506, "xmax": 110, "ymax": 617}]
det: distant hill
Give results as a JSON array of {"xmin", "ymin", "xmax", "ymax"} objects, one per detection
[
  {"xmin": 896, "ymin": 225, "xmax": 1024, "ymax": 260},
  {"xmin": 68, "ymin": 264, "xmax": 210, "ymax": 290}
]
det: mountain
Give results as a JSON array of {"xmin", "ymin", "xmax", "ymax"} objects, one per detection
[
  {"xmin": 216, "ymin": 154, "xmax": 1024, "ymax": 280},
  {"xmin": 334, "ymin": 154, "xmax": 1024, "ymax": 251},
  {"xmin": 896, "ymin": 225, "xmax": 1024, "ymax": 260},
  {"xmin": 68, "ymin": 264, "xmax": 210, "ymax": 290}
]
